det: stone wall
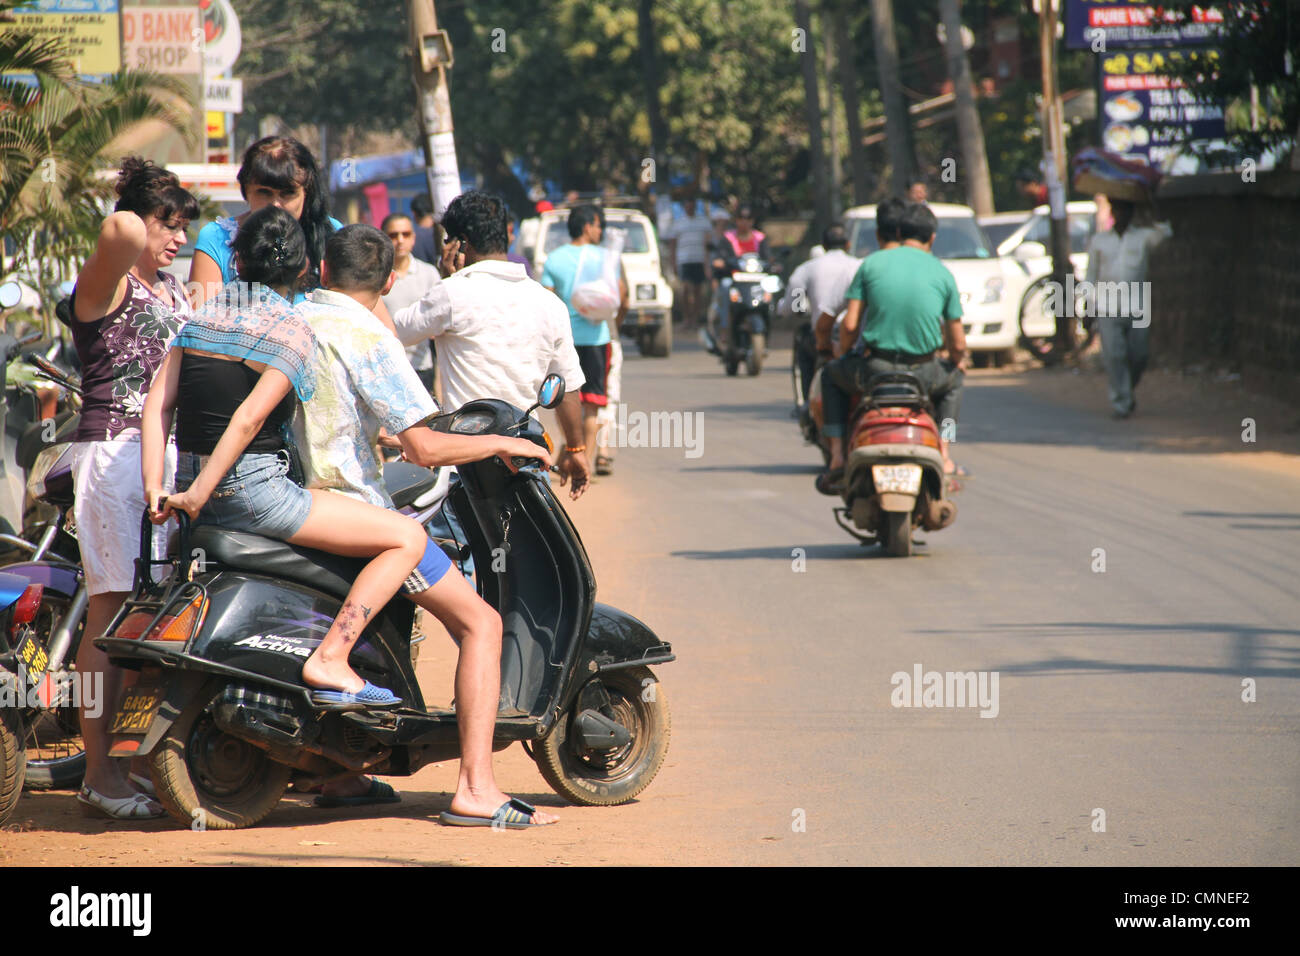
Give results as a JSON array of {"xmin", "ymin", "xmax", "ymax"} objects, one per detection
[{"xmin": 1150, "ymin": 171, "xmax": 1300, "ymax": 402}]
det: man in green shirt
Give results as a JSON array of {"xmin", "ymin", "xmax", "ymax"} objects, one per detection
[{"xmin": 817, "ymin": 202, "xmax": 967, "ymax": 493}]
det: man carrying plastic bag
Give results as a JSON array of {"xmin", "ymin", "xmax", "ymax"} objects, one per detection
[{"xmin": 542, "ymin": 205, "xmax": 628, "ymax": 467}]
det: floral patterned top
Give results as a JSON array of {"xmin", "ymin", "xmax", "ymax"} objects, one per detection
[
  {"xmin": 69, "ymin": 271, "xmax": 192, "ymax": 442},
  {"xmin": 293, "ymin": 289, "xmax": 437, "ymax": 509}
]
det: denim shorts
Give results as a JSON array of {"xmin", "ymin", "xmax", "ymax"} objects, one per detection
[{"xmin": 176, "ymin": 450, "xmax": 313, "ymax": 540}]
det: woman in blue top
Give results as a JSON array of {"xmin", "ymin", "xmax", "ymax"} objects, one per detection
[{"xmin": 189, "ymin": 136, "xmax": 342, "ymax": 308}]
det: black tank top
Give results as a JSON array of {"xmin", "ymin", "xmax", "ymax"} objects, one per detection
[{"xmin": 175, "ymin": 352, "xmax": 297, "ymax": 456}]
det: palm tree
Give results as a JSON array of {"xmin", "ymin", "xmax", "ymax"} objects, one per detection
[{"xmin": 2, "ymin": 2, "xmax": 194, "ymax": 323}]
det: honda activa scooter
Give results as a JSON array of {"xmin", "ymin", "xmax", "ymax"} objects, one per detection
[
  {"xmin": 97, "ymin": 376, "xmax": 675, "ymax": 829},
  {"xmin": 809, "ymin": 371, "xmax": 956, "ymax": 557}
]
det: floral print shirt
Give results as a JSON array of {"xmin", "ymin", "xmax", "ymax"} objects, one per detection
[{"xmin": 293, "ymin": 289, "xmax": 437, "ymax": 509}]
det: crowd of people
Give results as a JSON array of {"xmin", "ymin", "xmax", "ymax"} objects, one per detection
[{"xmin": 63, "ymin": 138, "xmax": 614, "ymax": 829}]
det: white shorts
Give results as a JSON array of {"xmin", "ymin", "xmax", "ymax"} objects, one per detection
[{"xmin": 71, "ymin": 440, "xmax": 175, "ymax": 596}]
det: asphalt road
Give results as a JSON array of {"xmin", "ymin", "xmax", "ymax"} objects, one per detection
[
  {"xmin": 5, "ymin": 339, "xmax": 1296, "ymax": 866},
  {"xmin": 570, "ymin": 338, "xmax": 1299, "ymax": 865}
]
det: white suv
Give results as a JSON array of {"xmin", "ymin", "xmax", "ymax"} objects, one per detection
[
  {"xmin": 530, "ymin": 207, "xmax": 675, "ymax": 357},
  {"xmin": 844, "ymin": 202, "xmax": 1033, "ymax": 357}
]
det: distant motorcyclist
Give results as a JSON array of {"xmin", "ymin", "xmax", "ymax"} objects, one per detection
[{"xmin": 708, "ymin": 204, "xmax": 773, "ymax": 338}]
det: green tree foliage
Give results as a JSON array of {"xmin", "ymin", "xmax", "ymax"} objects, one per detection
[
  {"xmin": 441, "ymin": 0, "xmax": 805, "ymax": 215},
  {"xmin": 1161, "ymin": 0, "xmax": 1299, "ymax": 162},
  {"xmin": 233, "ymin": 0, "xmax": 412, "ymax": 140}
]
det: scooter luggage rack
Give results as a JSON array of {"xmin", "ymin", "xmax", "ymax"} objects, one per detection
[{"xmin": 112, "ymin": 508, "xmax": 208, "ymax": 648}]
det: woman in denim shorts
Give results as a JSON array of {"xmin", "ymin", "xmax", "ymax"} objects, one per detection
[{"xmin": 141, "ymin": 207, "xmax": 433, "ymax": 708}]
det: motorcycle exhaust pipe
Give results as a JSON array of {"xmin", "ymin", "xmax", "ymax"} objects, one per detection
[{"xmin": 922, "ymin": 498, "xmax": 957, "ymax": 531}]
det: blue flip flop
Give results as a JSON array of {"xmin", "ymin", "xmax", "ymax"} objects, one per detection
[
  {"xmin": 310, "ymin": 681, "xmax": 401, "ymax": 709},
  {"xmin": 439, "ymin": 797, "xmax": 552, "ymax": 829}
]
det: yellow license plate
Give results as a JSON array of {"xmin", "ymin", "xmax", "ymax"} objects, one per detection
[
  {"xmin": 109, "ymin": 685, "xmax": 162, "ymax": 736},
  {"xmin": 15, "ymin": 631, "xmax": 49, "ymax": 684}
]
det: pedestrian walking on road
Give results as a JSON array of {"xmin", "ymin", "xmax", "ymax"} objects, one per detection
[
  {"xmin": 1084, "ymin": 199, "xmax": 1172, "ymax": 418},
  {"xmin": 662, "ymin": 194, "xmax": 713, "ymax": 332},
  {"xmin": 540, "ymin": 205, "xmax": 628, "ymax": 469}
]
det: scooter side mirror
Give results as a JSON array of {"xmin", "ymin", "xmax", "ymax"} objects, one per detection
[
  {"xmin": 0, "ymin": 281, "xmax": 22, "ymax": 310},
  {"xmin": 538, "ymin": 374, "xmax": 565, "ymax": 409}
]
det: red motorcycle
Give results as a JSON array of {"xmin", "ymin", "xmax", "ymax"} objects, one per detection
[{"xmin": 807, "ymin": 370, "xmax": 956, "ymax": 556}]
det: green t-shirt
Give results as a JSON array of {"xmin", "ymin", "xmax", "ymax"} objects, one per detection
[{"xmin": 845, "ymin": 245, "xmax": 963, "ymax": 355}]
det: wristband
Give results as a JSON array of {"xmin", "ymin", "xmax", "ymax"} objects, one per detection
[{"xmin": 564, "ymin": 445, "xmax": 586, "ymax": 454}]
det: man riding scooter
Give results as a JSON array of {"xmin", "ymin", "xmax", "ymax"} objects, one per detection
[{"xmin": 816, "ymin": 202, "xmax": 968, "ymax": 495}]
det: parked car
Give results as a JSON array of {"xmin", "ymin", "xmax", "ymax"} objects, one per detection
[
  {"xmin": 978, "ymin": 211, "xmax": 1032, "ymax": 252},
  {"xmin": 844, "ymin": 202, "xmax": 1032, "ymax": 359},
  {"xmin": 531, "ymin": 207, "xmax": 675, "ymax": 357}
]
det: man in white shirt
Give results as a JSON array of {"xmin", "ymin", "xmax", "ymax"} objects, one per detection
[
  {"xmin": 662, "ymin": 195, "xmax": 714, "ymax": 331},
  {"xmin": 1084, "ymin": 199, "xmax": 1172, "ymax": 418},
  {"xmin": 380, "ymin": 213, "xmax": 443, "ymax": 392},
  {"xmin": 781, "ymin": 223, "xmax": 862, "ymax": 406},
  {"xmin": 393, "ymin": 190, "xmax": 591, "ymax": 496}
]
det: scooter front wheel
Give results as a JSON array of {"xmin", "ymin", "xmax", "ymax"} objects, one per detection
[
  {"xmin": 745, "ymin": 333, "xmax": 765, "ymax": 376},
  {"xmin": 534, "ymin": 667, "xmax": 670, "ymax": 807},
  {"xmin": 151, "ymin": 681, "xmax": 291, "ymax": 830}
]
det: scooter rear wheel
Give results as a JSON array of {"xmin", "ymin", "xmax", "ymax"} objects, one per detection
[
  {"xmin": 882, "ymin": 511, "xmax": 913, "ymax": 557},
  {"xmin": 151, "ymin": 681, "xmax": 291, "ymax": 830},
  {"xmin": 534, "ymin": 667, "xmax": 670, "ymax": 807}
]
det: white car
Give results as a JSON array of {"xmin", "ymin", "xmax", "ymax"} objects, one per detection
[
  {"xmin": 531, "ymin": 207, "xmax": 675, "ymax": 357},
  {"xmin": 995, "ymin": 201, "xmax": 1098, "ymax": 344},
  {"xmin": 844, "ymin": 202, "xmax": 1032, "ymax": 356}
]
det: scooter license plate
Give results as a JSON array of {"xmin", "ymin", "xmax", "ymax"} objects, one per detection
[
  {"xmin": 872, "ymin": 464, "xmax": 922, "ymax": 494},
  {"xmin": 108, "ymin": 681, "xmax": 163, "ymax": 736},
  {"xmin": 15, "ymin": 630, "xmax": 49, "ymax": 684}
]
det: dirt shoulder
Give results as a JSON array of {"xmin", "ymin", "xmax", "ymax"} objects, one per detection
[{"xmin": 977, "ymin": 352, "xmax": 1300, "ymax": 475}]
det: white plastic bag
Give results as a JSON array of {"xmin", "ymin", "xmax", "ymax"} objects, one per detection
[{"xmin": 570, "ymin": 231, "xmax": 624, "ymax": 323}]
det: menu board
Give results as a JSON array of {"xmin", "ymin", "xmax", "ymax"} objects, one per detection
[
  {"xmin": 1098, "ymin": 48, "xmax": 1226, "ymax": 169},
  {"xmin": 1066, "ymin": 1, "xmax": 1226, "ymax": 50}
]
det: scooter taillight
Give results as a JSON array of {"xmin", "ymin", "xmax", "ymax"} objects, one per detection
[
  {"xmin": 10, "ymin": 583, "xmax": 43, "ymax": 635},
  {"xmin": 115, "ymin": 594, "xmax": 207, "ymax": 643},
  {"xmin": 856, "ymin": 423, "xmax": 941, "ymax": 449}
]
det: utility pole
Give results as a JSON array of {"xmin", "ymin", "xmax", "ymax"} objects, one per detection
[
  {"xmin": 1038, "ymin": 0, "xmax": 1074, "ymax": 356},
  {"xmin": 409, "ymin": 0, "xmax": 460, "ymax": 218}
]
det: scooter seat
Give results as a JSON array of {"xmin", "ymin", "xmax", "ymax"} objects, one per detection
[
  {"xmin": 187, "ymin": 525, "xmax": 466, "ymax": 601},
  {"xmin": 383, "ymin": 461, "xmax": 440, "ymax": 510},
  {"xmin": 189, "ymin": 525, "xmax": 366, "ymax": 600}
]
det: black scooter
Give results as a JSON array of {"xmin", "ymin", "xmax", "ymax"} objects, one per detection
[
  {"xmin": 97, "ymin": 376, "xmax": 675, "ymax": 829},
  {"xmin": 704, "ymin": 252, "xmax": 780, "ymax": 377}
]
